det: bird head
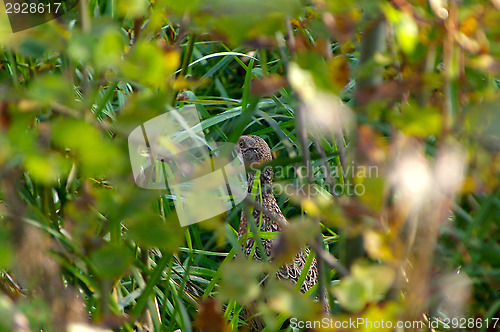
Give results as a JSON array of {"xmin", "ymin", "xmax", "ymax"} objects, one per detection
[{"xmin": 238, "ymin": 135, "xmax": 272, "ymax": 166}]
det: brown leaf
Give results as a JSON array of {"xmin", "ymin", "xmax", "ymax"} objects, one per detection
[
  {"xmin": 290, "ymin": 18, "xmax": 306, "ymax": 29},
  {"xmin": 250, "ymin": 75, "xmax": 287, "ymax": 97},
  {"xmin": 99, "ymin": 313, "xmax": 130, "ymax": 329},
  {"xmin": 244, "ymin": 36, "xmax": 275, "ymax": 49},
  {"xmin": 357, "ymin": 124, "xmax": 388, "ymax": 164},
  {"xmin": 271, "ymin": 217, "xmax": 317, "ymax": 266},
  {"xmin": 0, "ymin": 102, "xmax": 10, "ymax": 131},
  {"xmin": 323, "ymin": 11, "xmax": 360, "ymax": 44},
  {"xmin": 293, "ymin": 33, "xmax": 312, "ymax": 53},
  {"xmin": 194, "ymin": 298, "xmax": 230, "ymax": 332},
  {"xmin": 354, "ymin": 79, "xmax": 415, "ymax": 106},
  {"xmin": 176, "ymin": 92, "xmax": 189, "ymax": 101},
  {"xmin": 328, "ymin": 55, "xmax": 350, "ymax": 91}
]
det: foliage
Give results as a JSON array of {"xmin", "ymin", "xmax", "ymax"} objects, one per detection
[{"xmin": 0, "ymin": 0, "xmax": 499, "ymax": 331}]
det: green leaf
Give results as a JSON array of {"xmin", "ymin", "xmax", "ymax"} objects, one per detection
[
  {"xmin": 332, "ymin": 261, "xmax": 395, "ymax": 312},
  {"xmin": 117, "ymin": 0, "xmax": 150, "ymax": 18},
  {"xmin": 121, "ymin": 41, "xmax": 180, "ymax": 88},
  {"xmin": 390, "ymin": 103, "xmax": 442, "ymax": 137},
  {"xmin": 0, "ymin": 227, "xmax": 12, "ymax": 270},
  {"xmin": 28, "ymin": 75, "xmax": 76, "ymax": 106},
  {"xmin": 93, "ymin": 27, "xmax": 126, "ymax": 71},
  {"xmin": 126, "ymin": 213, "xmax": 184, "ymax": 252},
  {"xmin": 24, "ymin": 153, "xmax": 70, "ymax": 185},
  {"xmin": 218, "ymin": 260, "xmax": 263, "ymax": 304},
  {"xmin": 18, "ymin": 38, "xmax": 47, "ymax": 58},
  {"xmin": 384, "ymin": 4, "xmax": 419, "ymax": 56},
  {"xmin": 466, "ymin": 95, "xmax": 500, "ymax": 151},
  {"xmin": 90, "ymin": 244, "xmax": 134, "ymax": 279},
  {"xmin": 51, "ymin": 118, "xmax": 124, "ymax": 176}
]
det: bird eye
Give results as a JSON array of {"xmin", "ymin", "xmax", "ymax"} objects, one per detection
[{"xmin": 239, "ymin": 141, "xmax": 244, "ymax": 148}]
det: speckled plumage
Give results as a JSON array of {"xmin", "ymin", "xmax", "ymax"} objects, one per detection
[{"xmin": 237, "ymin": 135, "xmax": 318, "ymax": 293}]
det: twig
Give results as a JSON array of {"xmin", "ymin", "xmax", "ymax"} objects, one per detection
[
  {"xmin": 309, "ymin": 241, "xmax": 349, "ymax": 277},
  {"xmin": 285, "ymin": 17, "xmax": 296, "ymax": 55},
  {"xmin": 355, "ymin": 15, "xmax": 387, "ymax": 91}
]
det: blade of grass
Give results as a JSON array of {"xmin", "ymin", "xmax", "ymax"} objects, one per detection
[{"xmin": 131, "ymin": 251, "xmax": 173, "ymax": 319}]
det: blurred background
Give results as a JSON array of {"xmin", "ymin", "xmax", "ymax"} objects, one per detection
[{"xmin": 0, "ymin": 0, "xmax": 499, "ymax": 331}]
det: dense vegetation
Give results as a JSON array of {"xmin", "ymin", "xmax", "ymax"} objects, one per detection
[{"xmin": 0, "ymin": 0, "xmax": 499, "ymax": 331}]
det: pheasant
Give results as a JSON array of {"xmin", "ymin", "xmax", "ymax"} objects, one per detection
[{"xmin": 237, "ymin": 135, "xmax": 318, "ymax": 293}]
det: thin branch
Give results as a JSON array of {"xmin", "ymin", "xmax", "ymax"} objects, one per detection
[{"xmin": 309, "ymin": 241, "xmax": 349, "ymax": 277}]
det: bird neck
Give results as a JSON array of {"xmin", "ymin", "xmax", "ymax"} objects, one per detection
[{"xmin": 246, "ymin": 167, "xmax": 274, "ymax": 197}]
